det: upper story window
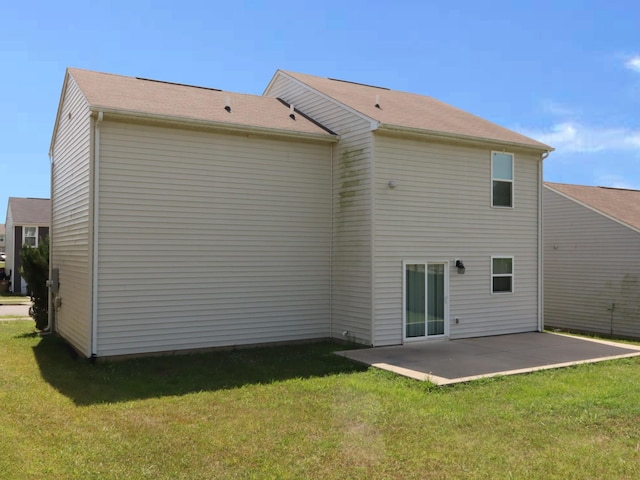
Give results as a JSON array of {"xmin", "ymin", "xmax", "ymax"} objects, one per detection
[
  {"xmin": 492, "ymin": 152, "xmax": 514, "ymax": 208},
  {"xmin": 23, "ymin": 226, "xmax": 38, "ymax": 247}
]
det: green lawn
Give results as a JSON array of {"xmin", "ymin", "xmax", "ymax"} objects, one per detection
[{"xmin": 1, "ymin": 320, "xmax": 640, "ymax": 479}]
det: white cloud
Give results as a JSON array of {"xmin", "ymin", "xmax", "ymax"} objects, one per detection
[
  {"xmin": 520, "ymin": 122, "xmax": 640, "ymax": 154},
  {"xmin": 625, "ymin": 56, "xmax": 640, "ymax": 72},
  {"xmin": 596, "ymin": 174, "xmax": 639, "ymax": 190},
  {"xmin": 540, "ymin": 100, "xmax": 575, "ymax": 117}
]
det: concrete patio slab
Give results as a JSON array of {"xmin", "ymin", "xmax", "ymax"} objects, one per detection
[{"xmin": 336, "ymin": 332, "xmax": 640, "ymax": 385}]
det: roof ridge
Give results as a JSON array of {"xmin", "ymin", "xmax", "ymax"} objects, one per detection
[
  {"xmin": 597, "ymin": 185, "xmax": 640, "ymax": 192},
  {"xmin": 70, "ymin": 68, "xmax": 227, "ymax": 94},
  {"xmin": 327, "ymin": 77, "xmax": 390, "ymax": 90},
  {"xmin": 546, "ymin": 181, "xmax": 640, "ymax": 193},
  {"xmin": 135, "ymin": 77, "xmax": 222, "ymax": 92}
]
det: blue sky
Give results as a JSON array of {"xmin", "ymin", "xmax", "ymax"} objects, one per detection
[{"xmin": 2, "ymin": 0, "xmax": 639, "ymax": 215}]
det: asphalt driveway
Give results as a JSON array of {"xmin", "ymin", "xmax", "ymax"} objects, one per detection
[{"xmin": 336, "ymin": 332, "xmax": 640, "ymax": 385}]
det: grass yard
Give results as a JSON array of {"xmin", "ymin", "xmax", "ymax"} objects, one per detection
[{"xmin": 1, "ymin": 320, "xmax": 640, "ymax": 479}]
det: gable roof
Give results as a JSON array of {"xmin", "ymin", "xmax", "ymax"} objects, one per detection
[
  {"xmin": 64, "ymin": 68, "xmax": 336, "ymax": 139},
  {"xmin": 545, "ymin": 182, "xmax": 640, "ymax": 231},
  {"xmin": 7, "ymin": 198, "xmax": 51, "ymax": 225},
  {"xmin": 274, "ymin": 70, "xmax": 552, "ymax": 151}
]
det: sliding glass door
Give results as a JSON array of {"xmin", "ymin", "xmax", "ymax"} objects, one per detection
[{"xmin": 404, "ymin": 261, "xmax": 448, "ymax": 339}]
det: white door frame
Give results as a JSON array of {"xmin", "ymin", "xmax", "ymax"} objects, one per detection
[{"xmin": 402, "ymin": 259, "xmax": 450, "ymax": 342}]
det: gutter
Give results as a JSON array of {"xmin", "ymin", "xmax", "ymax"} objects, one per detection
[
  {"xmin": 376, "ymin": 123, "xmax": 554, "ymax": 153},
  {"xmin": 91, "ymin": 111, "xmax": 103, "ymax": 358},
  {"xmin": 88, "ymin": 107, "xmax": 340, "ymax": 144},
  {"xmin": 538, "ymin": 150, "xmax": 551, "ymax": 332}
]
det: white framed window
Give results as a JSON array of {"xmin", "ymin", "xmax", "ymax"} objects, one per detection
[
  {"xmin": 23, "ymin": 226, "xmax": 38, "ymax": 248},
  {"xmin": 491, "ymin": 256, "xmax": 513, "ymax": 294},
  {"xmin": 491, "ymin": 151, "xmax": 514, "ymax": 208}
]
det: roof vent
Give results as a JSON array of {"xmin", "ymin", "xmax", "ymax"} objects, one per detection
[
  {"xmin": 224, "ymin": 96, "xmax": 231, "ymax": 112},
  {"xmin": 375, "ymin": 94, "xmax": 381, "ymax": 109},
  {"xmin": 289, "ymin": 104, "xmax": 295, "ymax": 120}
]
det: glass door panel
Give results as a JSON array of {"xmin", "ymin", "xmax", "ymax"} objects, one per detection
[
  {"xmin": 427, "ymin": 263, "xmax": 445, "ymax": 335},
  {"xmin": 405, "ymin": 262, "xmax": 447, "ymax": 339},
  {"xmin": 405, "ymin": 264, "xmax": 425, "ymax": 338}
]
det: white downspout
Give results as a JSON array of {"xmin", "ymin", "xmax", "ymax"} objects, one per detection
[
  {"xmin": 91, "ymin": 111, "xmax": 103, "ymax": 358},
  {"xmin": 538, "ymin": 150, "xmax": 550, "ymax": 332},
  {"xmin": 329, "ymin": 143, "xmax": 334, "ymax": 339},
  {"xmin": 44, "ymin": 151, "xmax": 54, "ymax": 334}
]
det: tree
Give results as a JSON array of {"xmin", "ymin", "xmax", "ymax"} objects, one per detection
[{"xmin": 19, "ymin": 237, "xmax": 49, "ymax": 330}]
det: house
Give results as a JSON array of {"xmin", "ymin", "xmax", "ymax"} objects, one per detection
[
  {"xmin": 49, "ymin": 68, "xmax": 552, "ymax": 358},
  {"xmin": 5, "ymin": 197, "xmax": 51, "ymax": 294},
  {"xmin": 544, "ymin": 182, "xmax": 640, "ymax": 339},
  {"xmin": 0, "ymin": 224, "xmax": 6, "ymax": 254}
]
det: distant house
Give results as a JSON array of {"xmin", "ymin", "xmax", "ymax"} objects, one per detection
[
  {"xmin": 0, "ymin": 223, "xmax": 5, "ymax": 254},
  {"xmin": 5, "ymin": 197, "xmax": 51, "ymax": 294},
  {"xmin": 49, "ymin": 67, "xmax": 552, "ymax": 358},
  {"xmin": 544, "ymin": 182, "xmax": 640, "ymax": 339}
]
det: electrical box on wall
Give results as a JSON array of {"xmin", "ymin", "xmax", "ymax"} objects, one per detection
[{"xmin": 50, "ymin": 268, "xmax": 59, "ymax": 294}]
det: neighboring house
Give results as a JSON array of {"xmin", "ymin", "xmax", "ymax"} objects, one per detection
[
  {"xmin": 544, "ymin": 182, "xmax": 640, "ymax": 339},
  {"xmin": 49, "ymin": 67, "xmax": 552, "ymax": 358},
  {"xmin": 5, "ymin": 197, "xmax": 51, "ymax": 294},
  {"xmin": 0, "ymin": 224, "xmax": 6, "ymax": 253}
]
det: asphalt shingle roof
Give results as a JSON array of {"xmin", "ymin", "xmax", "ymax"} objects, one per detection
[
  {"xmin": 545, "ymin": 182, "xmax": 640, "ymax": 231},
  {"xmin": 8, "ymin": 198, "xmax": 51, "ymax": 225},
  {"xmin": 279, "ymin": 70, "xmax": 552, "ymax": 150},
  {"xmin": 67, "ymin": 68, "xmax": 335, "ymax": 137}
]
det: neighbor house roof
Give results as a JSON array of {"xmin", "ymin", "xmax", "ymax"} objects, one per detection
[
  {"xmin": 7, "ymin": 198, "xmax": 51, "ymax": 225},
  {"xmin": 545, "ymin": 182, "xmax": 640, "ymax": 231},
  {"xmin": 65, "ymin": 68, "xmax": 336, "ymax": 139},
  {"xmin": 274, "ymin": 70, "xmax": 552, "ymax": 151}
]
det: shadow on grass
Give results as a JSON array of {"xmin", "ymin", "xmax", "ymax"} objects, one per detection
[
  {"xmin": 15, "ymin": 331, "xmax": 39, "ymax": 339},
  {"xmin": 32, "ymin": 335, "xmax": 368, "ymax": 406}
]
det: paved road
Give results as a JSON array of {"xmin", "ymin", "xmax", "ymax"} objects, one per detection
[{"xmin": 0, "ymin": 303, "xmax": 31, "ymax": 317}]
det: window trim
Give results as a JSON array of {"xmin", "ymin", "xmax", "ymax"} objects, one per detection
[
  {"xmin": 491, "ymin": 255, "xmax": 514, "ymax": 294},
  {"xmin": 491, "ymin": 151, "xmax": 514, "ymax": 208},
  {"xmin": 22, "ymin": 226, "xmax": 39, "ymax": 248}
]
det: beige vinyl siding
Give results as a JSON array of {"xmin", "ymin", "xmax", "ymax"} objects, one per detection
[
  {"xmin": 95, "ymin": 121, "xmax": 331, "ymax": 356},
  {"xmin": 332, "ymin": 131, "xmax": 374, "ymax": 343},
  {"xmin": 544, "ymin": 187, "xmax": 640, "ymax": 338},
  {"xmin": 50, "ymin": 76, "xmax": 92, "ymax": 356},
  {"xmin": 373, "ymin": 133, "xmax": 540, "ymax": 345},
  {"xmin": 266, "ymin": 73, "xmax": 374, "ymax": 344}
]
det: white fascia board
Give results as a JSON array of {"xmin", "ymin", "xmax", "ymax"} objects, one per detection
[{"xmin": 49, "ymin": 70, "xmax": 72, "ymax": 158}]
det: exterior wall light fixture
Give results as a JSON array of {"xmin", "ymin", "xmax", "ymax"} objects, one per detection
[{"xmin": 455, "ymin": 260, "xmax": 466, "ymax": 274}]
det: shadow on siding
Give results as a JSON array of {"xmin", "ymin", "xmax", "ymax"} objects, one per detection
[{"xmin": 32, "ymin": 336, "xmax": 367, "ymax": 406}]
